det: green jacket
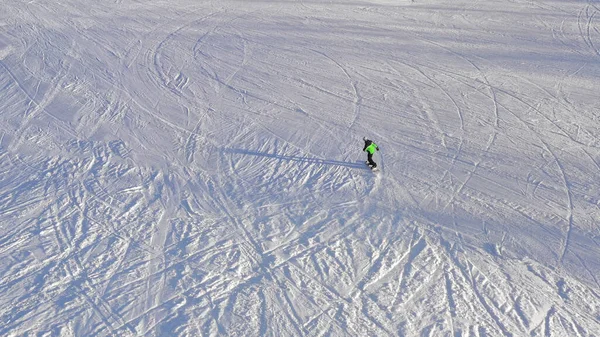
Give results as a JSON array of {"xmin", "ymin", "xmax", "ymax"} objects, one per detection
[{"xmin": 363, "ymin": 140, "xmax": 379, "ymax": 154}]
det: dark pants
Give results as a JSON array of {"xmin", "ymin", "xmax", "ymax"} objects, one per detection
[{"xmin": 367, "ymin": 153, "xmax": 377, "ymax": 168}]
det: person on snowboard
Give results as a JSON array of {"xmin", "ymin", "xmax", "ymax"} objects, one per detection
[{"xmin": 363, "ymin": 137, "xmax": 379, "ymax": 169}]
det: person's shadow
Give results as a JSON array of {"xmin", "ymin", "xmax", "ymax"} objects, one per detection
[{"xmin": 223, "ymin": 148, "xmax": 366, "ymax": 170}]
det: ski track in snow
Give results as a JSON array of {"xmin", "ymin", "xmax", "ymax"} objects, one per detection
[{"xmin": 1, "ymin": 0, "xmax": 600, "ymax": 336}]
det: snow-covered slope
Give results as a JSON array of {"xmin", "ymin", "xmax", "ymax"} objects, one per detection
[{"xmin": 1, "ymin": 0, "xmax": 600, "ymax": 336}]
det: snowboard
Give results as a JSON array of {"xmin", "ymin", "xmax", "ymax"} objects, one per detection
[{"xmin": 365, "ymin": 161, "xmax": 379, "ymax": 172}]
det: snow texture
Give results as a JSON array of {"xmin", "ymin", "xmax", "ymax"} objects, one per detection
[{"xmin": 1, "ymin": 0, "xmax": 600, "ymax": 336}]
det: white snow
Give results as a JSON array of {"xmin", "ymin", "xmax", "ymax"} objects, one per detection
[{"xmin": 1, "ymin": 0, "xmax": 600, "ymax": 336}]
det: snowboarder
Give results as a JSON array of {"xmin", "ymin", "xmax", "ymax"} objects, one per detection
[{"xmin": 363, "ymin": 137, "xmax": 379, "ymax": 169}]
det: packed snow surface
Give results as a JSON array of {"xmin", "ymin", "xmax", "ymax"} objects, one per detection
[{"xmin": 1, "ymin": 0, "xmax": 600, "ymax": 336}]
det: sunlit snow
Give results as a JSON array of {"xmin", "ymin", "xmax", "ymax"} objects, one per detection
[{"xmin": 1, "ymin": 0, "xmax": 600, "ymax": 336}]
